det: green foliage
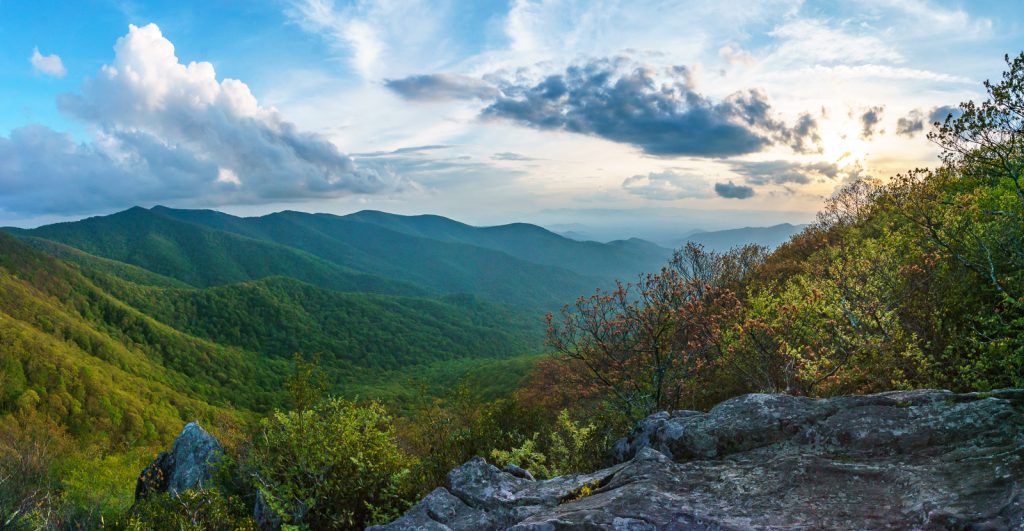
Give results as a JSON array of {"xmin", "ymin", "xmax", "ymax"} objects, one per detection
[
  {"xmin": 397, "ymin": 389, "xmax": 546, "ymax": 496},
  {"xmin": 490, "ymin": 410, "xmax": 601, "ymax": 479},
  {"xmin": 491, "ymin": 435, "xmax": 551, "ymax": 477},
  {"xmin": 245, "ymin": 398, "xmax": 415, "ymax": 529},
  {"xmin": 285, "ymin": 353, "xmax": 328, "ymax": 413},
  {"xmin": 57, "ymin": 447, "xmax": 158, "ymax": 524},
  {"xmin": 0, "ymin": 412, "xmax": 71, "ymax": 529},
  {"xmin": 93, "ymin": 275, "xmax": 543, "ymax": 372},
  {"xmin": 123, "ymin": 488, "xmax": 255, "ymax": 531}
]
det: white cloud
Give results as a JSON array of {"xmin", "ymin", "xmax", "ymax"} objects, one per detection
[
  {"xmin": 852, "ymin": 0, "xmax": 993, "ymax": 40},
  {"xmin": 30, "ymin": 47, "xmax": 66, "ymax": 77},
  {"xmin": 284, "ymin": 0, "xmax": 455, "ymax": 79},
  {"xmin": 0, "ymin": 23, "xmax": 403, "ymax": 216},
  {"xmin": 622, "ymin": 171, "xmax": 712, "ymax": 200},
  {"xmin": 719, "ymin": 43, "xmax": 756, "ymax": 67},
  {"xmin": 767, "ymin": 18, "xmax": 904, "ymax": 66}
]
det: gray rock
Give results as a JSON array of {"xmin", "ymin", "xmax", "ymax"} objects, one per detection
[
  {"xmin": 375, "ymin": 389, "xmax": 1024, "ymax": 530},
  {"xmin": 503, "ymin": 464, "xmax": 536, "ymax": 481},
  {"xmin": 135, "ymin": 422, "xmax": 224, "ymax": 500}
]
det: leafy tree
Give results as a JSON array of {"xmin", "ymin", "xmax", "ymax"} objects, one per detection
[{"xmin": 546, "ymin": 252, "xmax": 742, "ymax": 420}]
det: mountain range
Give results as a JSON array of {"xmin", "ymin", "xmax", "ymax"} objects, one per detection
[
  {"xmin": 0, "ymin": 206, "xmax": 804, "ymax": 447},
  {"xmin": 8, "ymin": 206, "xmax": 677, "ymax": 310}
]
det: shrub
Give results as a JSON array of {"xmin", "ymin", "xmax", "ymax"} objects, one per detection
[
  {"xmin": 124, "ymin": 488, "xmax": 254, "ymax": 531},
  {"xmin": 245, "ymin": 398, "xmax": 415, "ymax": 529}
]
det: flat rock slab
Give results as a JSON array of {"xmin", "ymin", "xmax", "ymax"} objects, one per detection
[{"xmin": 374, "ymin": 389, "xmax": 1024, "ymax": 530}]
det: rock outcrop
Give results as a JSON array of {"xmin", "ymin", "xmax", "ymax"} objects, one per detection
[
  {"xmin": 135, "ymin": 422, "xmax": 224, "ymax": 500},
  {"xmin": 374, "ymin": 389, "xmax": 1024, "ymax": 530}
]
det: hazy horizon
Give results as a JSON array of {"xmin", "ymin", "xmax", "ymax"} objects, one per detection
[{"xmin": 0, "ymin": 202, "xmax": 811, "ymax": 248}]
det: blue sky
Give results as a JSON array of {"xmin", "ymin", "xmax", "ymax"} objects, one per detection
[{"xmin": 1, "ymin": 0, "xmax": 1022, "ymax": 241}]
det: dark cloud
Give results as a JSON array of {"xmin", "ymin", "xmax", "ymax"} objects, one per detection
[
  {"xmin": 477, "ymin": 58, "xmax": 820, "ymax": 157},
  {"xmin": 385, "ymin": 74, "xmax": 500, "ymax": 101},
  {"xmin": 860, "ymin": 106, "xmax": 885, "ymax": 139},
  {"xmin": 714, "ymin": 180, "xmax": 755, "ymax": 199},
  {"xmin": 928, "ymin": 105, "xmax": 963, "ymax": 125},
  {"xmin": 894, "ymin": 105, "xmax": 965, "ymax": 138},
  {"xmin": 896, "ymin": 109, "xmax": 924, "ymax": 137},
  {"xmin": 491, "ymin": 151, "xmax": 536, "ymax": 161},
  {"xmin": 785, "ymin": 112, "xmax": 822, "ymax": 153},
  {"xmin": 621, "ymin": 171, "xmax": 711, "ymax": 200},
  {"xmin": 729, "ymin": 160, "xmax": 841, "ymax": 186}
]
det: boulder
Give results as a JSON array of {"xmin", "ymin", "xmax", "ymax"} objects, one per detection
[
  {"xmin": 135, "ymin": 422, "xmax": 224, "ymax": 500},
  {"xmin": 374, "ymin": 389, "xmax": 1024, "ymax": 529}
]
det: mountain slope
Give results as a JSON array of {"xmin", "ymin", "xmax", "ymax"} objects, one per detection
[
  {"xmin": 0, "ymin": 232, "xmax": 279, "ymax": 446},
  {"xmin": 6, "ymin": 207, "xmax": 424, "ymax": 296},
  {"xmin": 93, "ymin": 275, "xmax": 543, "ymax": 372}
]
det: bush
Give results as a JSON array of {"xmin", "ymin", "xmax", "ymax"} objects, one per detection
[
  {"xmin": 491, "ymin": 409, "xmax": 607, "ymax": 479},
  {"xmin": 124, "ymin": 488, "xmax": 254, "ymax": 531},
  {"xmin": 245, "ymin": 398, "xmax": 415, "ymax": 529}
]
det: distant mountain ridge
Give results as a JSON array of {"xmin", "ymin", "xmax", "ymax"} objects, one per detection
[
  {"xmin": 6, "ymin": 206, "xmax": 674, "ymax": 309},
  {"xmin": 682, "ymin": 223, "xmax": 807, "ymax": 252},
  {"xmin": 552, "ymin": 222, "xmax": 807, "ymax": 252}
]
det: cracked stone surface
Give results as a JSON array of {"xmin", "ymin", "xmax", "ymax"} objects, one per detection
[{"xmin": 372, "ymin": 389, "xmax": 1024, "ymax": 530}]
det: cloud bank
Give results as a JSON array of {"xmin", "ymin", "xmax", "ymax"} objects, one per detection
[{"xmin": 1, "ymin": 24, "xmax": 399, "ymax": 216}]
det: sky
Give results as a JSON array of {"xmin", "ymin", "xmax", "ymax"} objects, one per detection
[{"xmin": 0, "ymin": 0, "xmax": 1021, "ymax": 242}]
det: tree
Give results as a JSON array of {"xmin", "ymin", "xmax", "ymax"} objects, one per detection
[
  {"xmin": 546, "ymin": 264, "xmax": 740, "ymax": 420},
  {"xmin": 0, "ymin": 412, "xmax": 71, "ymax": 529}
]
